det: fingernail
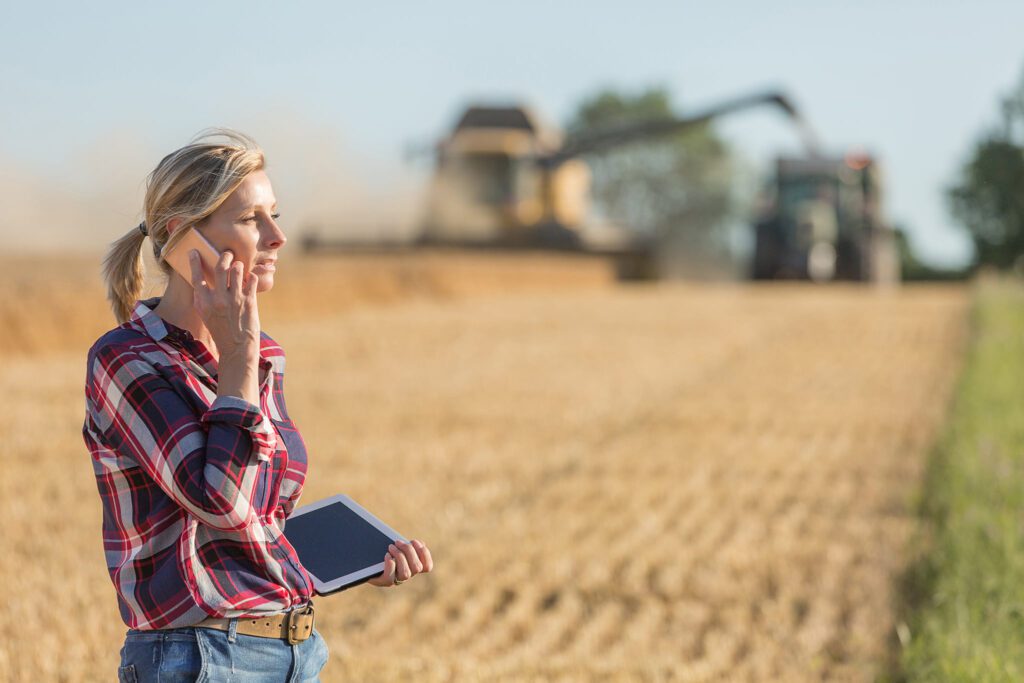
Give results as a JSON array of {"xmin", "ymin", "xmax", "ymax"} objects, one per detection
[{"xmin": 190, "ymin": 250, "xmax": 198, "ymax": 259}]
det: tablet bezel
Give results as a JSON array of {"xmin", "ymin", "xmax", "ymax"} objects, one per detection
[{"xmin": 285, "ymin": 493, "xmax": 407, "ymax": 595}]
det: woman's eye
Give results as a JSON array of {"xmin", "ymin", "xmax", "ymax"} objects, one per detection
[{"xmin": 239, "ymin": 213, "xmax": 279, "ymax": 222}]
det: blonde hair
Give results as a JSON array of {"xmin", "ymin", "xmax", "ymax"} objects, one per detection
[{"xmin": 102, "ymin": 128, "xmax": 266, "ymax": 323}]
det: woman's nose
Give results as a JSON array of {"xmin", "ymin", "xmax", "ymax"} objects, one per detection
[{"xmin": 262, "ymin": 216, "xmax": 287, "ymax": 250}]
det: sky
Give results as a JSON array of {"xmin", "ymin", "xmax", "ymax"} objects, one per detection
[{"xmin": 4, "ymin": 0, "xmax": 1023, "ymax": 267}]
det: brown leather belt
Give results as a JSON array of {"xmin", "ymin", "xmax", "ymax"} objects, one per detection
[{"xmin": 195, "ymin": 601, "xmax": 315, "ymax": 645}]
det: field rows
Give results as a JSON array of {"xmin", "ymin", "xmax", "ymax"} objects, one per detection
[
  {"xmin": 0, "ymin": 261, "xmax": 968, "ymax": 681},
  {"xmin": 277, "ymin": 282, "xmax": 968, "ymax": 680}
]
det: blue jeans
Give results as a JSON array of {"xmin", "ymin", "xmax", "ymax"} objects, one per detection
[{"xmin": 116, "ymin": 617, "xmax": 330, "ymax": 682}]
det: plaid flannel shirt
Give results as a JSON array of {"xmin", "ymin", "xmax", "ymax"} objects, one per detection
[{"xmin": 82, "ymin": 297, "xmax": 315, "ymax": 629}]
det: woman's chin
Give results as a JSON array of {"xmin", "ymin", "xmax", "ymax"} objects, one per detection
[{"xmin": 255, "ymin": 273, "xmax": 275, "ymax": 293}]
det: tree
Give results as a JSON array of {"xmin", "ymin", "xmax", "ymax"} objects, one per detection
[
  {"xmin": 894, "ymin": 226, "xmax": 970, "ymax": 281},
  {"xmin": 565, "ymin": 87, "xmax": 734, "ymax": 267},
  {"xmin": 948, "ymin": 73, "xmax": 1024, "ymax": 269}
]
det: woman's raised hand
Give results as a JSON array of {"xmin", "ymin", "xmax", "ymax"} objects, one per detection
[
  {"xmin": 189, "ymin": 249, "xmax": 261, "ymax": 362},
  {"xmin": 367, "ymin": 539, "xmax": 434, "ymax": 588},
  {"xmin": 190, "ymin": 249, "xmax": 262, "ymax": 405}
]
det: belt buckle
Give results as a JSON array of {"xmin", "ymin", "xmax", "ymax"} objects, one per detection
[{"xmin": 286, "ymin": 602, "xmax": 314, "ymax": 645}]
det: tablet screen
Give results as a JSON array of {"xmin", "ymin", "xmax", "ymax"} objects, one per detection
[{"xmin": 284, "ymin": 498, "xmax": 400, "ymax": 591}]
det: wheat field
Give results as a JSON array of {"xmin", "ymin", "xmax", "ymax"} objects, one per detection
[{"xmin": 0, "ymin": 252, "xmax": 968, "ymax": 681}]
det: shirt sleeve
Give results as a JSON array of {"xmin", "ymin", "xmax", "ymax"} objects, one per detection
[
  {"xmin": 265, "ymin": 366, "xmax": 305, "ymax": 521},
  {"xmin": 85, "ymin": 342, "xmax": 274, "ymax": 532}
]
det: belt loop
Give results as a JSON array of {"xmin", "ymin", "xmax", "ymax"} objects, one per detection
[{"xmin": 227, "ymin": 617, "xmax": 239, "ymax": 643}]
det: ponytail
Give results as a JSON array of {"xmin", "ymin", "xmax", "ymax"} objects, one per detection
[{"xmin": 102, "ymin": 226, "xmax": 147, "ymax": 324}]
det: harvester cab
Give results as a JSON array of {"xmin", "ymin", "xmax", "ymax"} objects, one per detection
[{"xmin": 418, "ymin": 105, "xmax": 590, "ymax": 250}]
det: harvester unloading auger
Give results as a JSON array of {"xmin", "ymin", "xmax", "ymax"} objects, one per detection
[{"xmin": 303, "ymin": 90, "xmax": 899, "ymax": 283}]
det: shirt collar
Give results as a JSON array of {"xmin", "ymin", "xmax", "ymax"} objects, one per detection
[
  {"xmin": 128, "ymin": 297, "xmax": 273, "ymax": 379},
  {"xmin": 129, "ymin": 297, "xmax": 175, "ymax": 342}
]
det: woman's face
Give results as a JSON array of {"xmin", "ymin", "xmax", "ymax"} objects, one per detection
[{"xmin": 193, "ymin": 169, "xmax": 287, "ymax": 293}]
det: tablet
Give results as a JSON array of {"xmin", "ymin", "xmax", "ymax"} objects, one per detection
[{"xmin": 283, "ymin": 494, "xmax": 407, "ymax": 596}]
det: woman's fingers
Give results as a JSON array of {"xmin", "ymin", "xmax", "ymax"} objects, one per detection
[
  {"xmin": 244, "ymin": 266, "xmax": 258, "ymax": 298},
  {"xmin": 390, "ymin": 543, "xmax": 412, "ymax": 581},
  {"xmin": 381, "ymin": 553, "xmax": 397, "ymax": 583},
  {"xmin": 368, "ymin": 541, "xmax": 433, "ymax": 588},
  {"xmin": 395, "ymin": 540, "xmax": 423, "ymax": 573},
  {"xmin": 214, "ymin": 250, "xmax": 233, "ymax": 292},
  {"xmin": 410, "ymin": 539, "xmax": 433, "ymax": 573},
  {"xmin": 366, "ymin": 554, "xmax": 396, "ymax": 587},
  {"xmin": 188, "ymin": 250, "xmax": 207, "ymax": 291},
  {"xmin": 229, "ymin": 260, "xmax": 243, "ymax": 293}
]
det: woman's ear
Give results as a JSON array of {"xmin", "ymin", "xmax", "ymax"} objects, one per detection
[{"xmin": 166, "ymin": 217, "xmax": 185, "ymax": 237}]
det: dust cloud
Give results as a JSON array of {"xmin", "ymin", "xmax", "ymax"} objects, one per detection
[{"xmin": 2, "ymin": 116, "xmax": 426, "ymax": 255}]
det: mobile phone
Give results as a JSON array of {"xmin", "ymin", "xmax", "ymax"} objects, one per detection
[{"xmin": 162, "ymin": 227, "xmax": 222, "ymax": 284}]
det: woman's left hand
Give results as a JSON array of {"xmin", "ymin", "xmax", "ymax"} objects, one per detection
[{"xmin": 367, "ymin": 539, "xmax": 434, "ymax": 588}]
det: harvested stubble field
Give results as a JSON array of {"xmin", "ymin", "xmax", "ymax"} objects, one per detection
[{"xmin": 0, "ymin": 252, "xmax": 969, "ymax": 682}]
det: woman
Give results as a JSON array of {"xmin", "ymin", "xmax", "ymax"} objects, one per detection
[{"xmin": 82, "ymin": 130, "xmax": 433, "ymax": 682}]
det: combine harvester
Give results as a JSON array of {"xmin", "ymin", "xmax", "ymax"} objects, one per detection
[{"xmin": 303, "ymin": 90, "xmax": 899, "ymax": 283}]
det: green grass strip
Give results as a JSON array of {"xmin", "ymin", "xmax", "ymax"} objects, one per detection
[{"xmin": 897, "ymin": 279, "xmax": 1024, "ymax": 681}]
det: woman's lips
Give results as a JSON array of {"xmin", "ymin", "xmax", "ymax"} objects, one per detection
[{"xmin": 253, "ymin": 261, "xmax": 276, "ymax": 272}]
